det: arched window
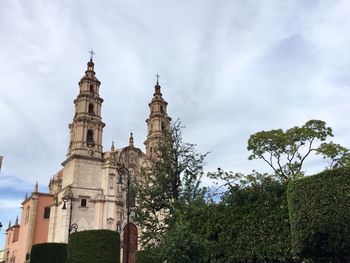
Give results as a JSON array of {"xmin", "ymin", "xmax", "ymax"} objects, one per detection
[
  {"xmin": 90, "ymin": 84, "xmax": 94, "ymax": 93},
  {"xmin": 160, "ymin": 105, "xmax": 164, "ymax": 113},
  {"xmin": 88, "ymin": 103, "xmax": 94, "ymax": 115},
  {"xmin": 87, "ymin": 130, "xmax": 94, "ymax": 146}
]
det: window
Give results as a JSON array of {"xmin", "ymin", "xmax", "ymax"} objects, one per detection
[
  {"xmin": 87, "ymin": 130, "xmax": 94, "ymax": 146},
  {"xmin": 81, "ymin": 198, "xmax": 87, "ymax": 207},
  {"xmin": 25, "ymin": 206, "xmax": 30, "ymax": 223},
  {"xmin": 129, "ymin": 191, "xmax": 136, "ymax": 208},
  {"xmin": 90, "ymin": 84, "xmax": 94, "ymax": 93},
  {"xmin": 160, "ymin": 105, "xmax": 164, "ymax": 113},
  {"xmin": 44, "ymin": 207, "xmax": 51, "ymax": 219},
  {"xmin": 109, "ymin": 175, "xmax": 114, "ymax": 189},
  {"xmin": 88, "ymin": 104, "xmax": 94, "ymax": 115}
]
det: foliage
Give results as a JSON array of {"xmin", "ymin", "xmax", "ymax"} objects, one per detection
[
  {"xmin": 136, "ymin": 203, "xmax": 210, "ymax": 263},
  {"xmin": 68, "ymin": 230, "xmax": 120, "ymax": 263},
  {"xmin": 135, "ymin": 249, "xmax": 160, "ymax": 263},
  {"xmin": 247, "ymin": 119, "xmax": 345, "ymax": 180},
  {"xmin": 30, "ymin": 243, "xmax": 67, "ymax": 263},
  {"xmin": 209, "ymin": 172, "xmax": 294, "ymax": 262},
  {"xmin": 317, "ymin": 142, "xmax": 350, "ymax": 169},
  {"xmin": 157, "ymin": 222, "xmax": 208, "ymax": 263},
  {"xmin": 287, "ymin": 167, "xmax": 350, "ymax": 262},
  {"xmin": 135, "ymin": 120, "xmax": 207, "ymax": 248}
]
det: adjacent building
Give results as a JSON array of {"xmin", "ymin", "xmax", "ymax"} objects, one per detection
[{"xmin": 3, "ymin": 183, "xmax": 53, "ymax": 263}]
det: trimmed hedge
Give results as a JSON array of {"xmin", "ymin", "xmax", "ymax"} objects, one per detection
[
  {"xmin": 68, "ymin": 230, "xmax": 120, "ymax": 263},
  {"xmin": 218, "ymin": 180, "xmax": 294, "ymax": 262},
  {"xmin": 287, "ymin": 167, "xmax": 350, "ymax": 261},
  {"xmin": 30, "ymin": 243, "xmax": 67, "ymax": 263}
]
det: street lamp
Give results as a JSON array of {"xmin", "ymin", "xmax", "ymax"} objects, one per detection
[
  {"xmin": 117, "ymin": 163, "xmax": 131, "ymax": 263},
  {"xmin": 62, "ymin": 194, "xmax": 78, "ymax": 235},
  {"xmin": 116, "ymin": 221, "xmax": 122, "ymax": 233}
]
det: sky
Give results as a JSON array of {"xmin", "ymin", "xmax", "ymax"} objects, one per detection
[{"xmin": 1, "ymin": 0, "xmax": 350, "ymax": 248}]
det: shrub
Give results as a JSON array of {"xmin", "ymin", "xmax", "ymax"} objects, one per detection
[
  {"xmin": 219, "ymin": 179, "xmax": 294, "ymax": 262},
  {"xmin": 136, "ymin": 249, "xmax": 160, "ymax": 263},
  {"xmin": 68, "ymin": 230, "xmax": 120, "ymax": 263},
  {"xmin": 30, "ymin": 243, "xmax": 67, "ymax": 263},
  {"xmin": 287, "ymin": 167, "xmax": 350, "ymax": 261}
]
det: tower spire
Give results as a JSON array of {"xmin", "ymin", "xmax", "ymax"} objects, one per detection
[
  {"xmin": 144, "ymin": 78, "xmax": 171, "ymax": 157},
  {"xmin": 64, "ymin": 57, "xmax": 105, "ymax": 162},
  {"xmin": 129, "ymin": 132, "xmax": 134, "ymax": 147}
]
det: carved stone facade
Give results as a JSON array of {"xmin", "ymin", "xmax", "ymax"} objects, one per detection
[
  {"xmin": 3, "ymin": 58, "xmax": 171, "ymax": 263},
  {"xmin": 45, "ymin": 58, "xmax": 171, "ymax": 262}
]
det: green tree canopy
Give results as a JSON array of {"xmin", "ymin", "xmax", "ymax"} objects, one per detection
[
  {"xmin": 247, "ymin": 119, "xmax": 349, "ymax": 180},
  {"xmin": 135, "ymin": 120, "xmax": 207, "ymax": 248}
]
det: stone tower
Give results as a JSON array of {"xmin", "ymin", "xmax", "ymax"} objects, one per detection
[
  {"xmin": 48, "ymin": 58, "xmax": 107, "ymax": 243},
  {"xmin": 60, "ymin": 58, "xmax": 105, "ymax": 190},
  {"xmin": 144, "ymin": 79, "xmax": 171, "ymax": 158},
  {"xmin": 66, "ymin": 58, "xmax": 105, "ymax": 160}
]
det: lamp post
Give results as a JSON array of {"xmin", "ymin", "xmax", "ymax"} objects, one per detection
[
  {"xmin": 117, "ymin": 163, "xmax": 131, "ymax": 263},
  {"xmin": 62, "ymin": 194, "xmax": 78, "ymax": 236}
]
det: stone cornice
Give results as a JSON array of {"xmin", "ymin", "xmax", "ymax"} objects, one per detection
[{"xmin": 61, "ymin": 154, "xmax": 104, "ymax": 166}]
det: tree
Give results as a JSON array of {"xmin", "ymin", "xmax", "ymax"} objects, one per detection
[
  {"xmin": 135, "ymin": 120, "xmax": 207, "ymax": 248},
  {"xmin": 317, "ymin": 142, "xmax": 350, "ymax": 169},
  {"xmin": 247, "ymin": 119, "xmax": 349, "ymax": 181}
]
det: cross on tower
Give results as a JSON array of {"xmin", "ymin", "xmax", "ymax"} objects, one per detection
[
  {"xmin": 89, "ymin": 49, "xmax": 95, "ymax": 61},
  {"xmin": 156, "ymin": 73, "xmax": 160, "ymax": 85}
]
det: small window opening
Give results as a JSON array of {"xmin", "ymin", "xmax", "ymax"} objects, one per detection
[
  {"xmin": 25, "ymin": 206, "xmax": 30, "ymax": 223},
  {"xmin": 88, "ymin": 103, "xmax": 94, "ymax": 115},
  {"xmin": 81, "ymin": 199, "xmax": 87, "ymax": 207},
  {"xmin": 87, "ymin": 130, "xmax": 94, "ymax": 146},
  {"xmin": 160, "ymin": 105, "xmax": 164, "ymax": 113},
  {"xmin": 44, "ymin": 207, "xmax": 51, "ymax": 219},
  {"xmin": 90, "ymin": 84, "xmax": 94, "ymax": 93}
]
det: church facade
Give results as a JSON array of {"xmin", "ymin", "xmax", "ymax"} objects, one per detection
[{"xmin": 3, "ymin": 57, "xmax": 171, "ymax": 263}]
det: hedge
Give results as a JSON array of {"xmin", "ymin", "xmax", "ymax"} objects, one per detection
[
  {"xmin": 218, "ymin": 180, "xmax": 294, "ymax": 262},
  {"xmin": 287, "ymin": 167, "xmax": 350, "ymax": 261},
  {"xmin": 30, "ymin": 243, "xmax": 67, "ymax": 263},
  {"xmin": 68, "ymin": 230, "xmax": 120, "ymax": 263}
]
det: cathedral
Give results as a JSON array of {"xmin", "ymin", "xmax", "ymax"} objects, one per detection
[{"xmin": 2, "ymin": 57, "xmax": 171, "ymax": 263}]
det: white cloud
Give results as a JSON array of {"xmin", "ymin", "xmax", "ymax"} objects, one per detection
[{"xmin": 0, "ymin": 1, "xmax": 349, "ymax": 245}]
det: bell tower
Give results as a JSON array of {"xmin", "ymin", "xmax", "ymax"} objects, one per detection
[
  {"xmin": 49, "ymin": 55, "xmax": 107, "ymax": 243},
  {"xmin": 144, "ymin": 76, "xmax": 171, "ymax": 158},
  {"xmin": 65, "ymin": 56, "xmax": 105, "ymax": 161}
]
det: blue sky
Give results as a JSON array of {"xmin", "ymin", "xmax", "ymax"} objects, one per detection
[{"xmin": 1, "ymin": 0, "xmax": 350, "ymax": 247}]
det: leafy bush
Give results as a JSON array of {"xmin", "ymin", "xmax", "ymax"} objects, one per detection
[
  {"xmin": 218, "ymin": 179, "xmax": 294, "ymax": 262},
  {"xmin": 30, "ymin": 243, "xmax": 67, "ymax": 263},
  {"xmin": 68, "ymin": 230, "xmax": 120, "ymax": 263},
  {"xmin": 136, "ymin": 249, "xmax": 160, "ymax": 263},
  {"xmin": 287, "ymin": 167, "xmax": 350, "ymax": 261}
]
